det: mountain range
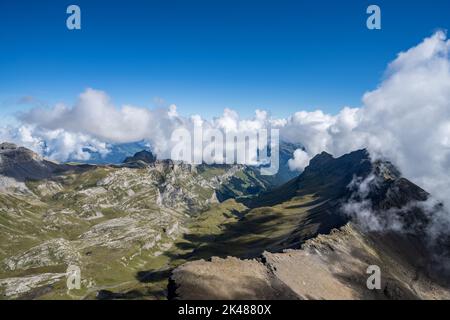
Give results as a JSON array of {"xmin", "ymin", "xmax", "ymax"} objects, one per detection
[{"xmin": 0, "ymin": 142, "xmax": 449, "ymax": 300}]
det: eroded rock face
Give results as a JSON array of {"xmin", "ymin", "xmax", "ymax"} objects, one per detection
[
  {"xmin": 3, "ymin": 239, "xmax": 80, "ymax": 272},
  {"xmin": 170, "ymin": 256, "xmax": 299, "ymax": 300},
  {"xmin": 0, "ymin": 273, "xmax": 66, "ymax": 298},
  {"xmin": 169, "ymin": 223, "xmax": 450, "ymax": 300}
]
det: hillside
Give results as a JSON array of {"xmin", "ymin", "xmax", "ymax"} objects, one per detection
[
  {"xmin": 1, "ymin": 143, "xmax": 449, "ymax": 300},
  {"xmin": 169, "ymin": 150, "xmax": 450, "ymax": 300},
  {"xmin": 170, "ymin": 222, "xmax": 450, "ymax": 300},
  {"xmin": 0, "ymin": 144, "xmax": 274, "ymax": 299}
]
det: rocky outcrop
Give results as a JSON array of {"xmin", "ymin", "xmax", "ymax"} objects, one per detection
[
  {"xmin": 170, "ymin": 256, "xmax": 299, "ymax": 300},
  {"xmin": 3, "ymin": 239, "xmax": 80, "ymax": 272},
  {"xmin": 169, "ymin": 223, "xmax": 450, "ymax": 300},
  {"xmin": 0, "ymin": 273, "xmax": 66, "ymax": 298}
]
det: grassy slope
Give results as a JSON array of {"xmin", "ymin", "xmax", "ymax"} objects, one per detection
[{"xmin": 0, "ymin": 163, "xmax": 278, "ymax": 299}]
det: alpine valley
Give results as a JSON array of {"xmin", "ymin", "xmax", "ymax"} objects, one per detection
[{"xmin": 0, "ymin": 141, "xmax": 449, "ymax": 300}]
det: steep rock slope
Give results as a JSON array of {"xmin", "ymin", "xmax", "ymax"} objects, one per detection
[
  {"xmin": 169, "ymin": 150, "xmax": 450, "ymax": 300},
  {"xmin": 171, "ymin": 223, "xmax": 450, "ymax": 300}
]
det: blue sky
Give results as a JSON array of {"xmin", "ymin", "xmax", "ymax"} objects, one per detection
[{"xmin": 1, "ymin": 0, "xmax": 449, "ymax": 119}]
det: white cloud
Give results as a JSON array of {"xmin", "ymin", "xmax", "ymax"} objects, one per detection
[
  {"xmin": 2, "ymin": 31, "xmax": 450, "ymax": 212},
  {"xmin": 278, "ymin": 32, "xmax": 450, "ymax": 210},
  {"xmin": 0, "ymin": 125, "xmax": 109, "ymax": 162},
  {"xmin": 288, "ymin": 149, "xmax": 310, "ymax": 172},
  {"xmin": 354, "ymin": 31, "xmax": 450, "ymax": 206},
  {"xmin": 8, "ymin": 92, "xmax": 275, "ymax": 162}
]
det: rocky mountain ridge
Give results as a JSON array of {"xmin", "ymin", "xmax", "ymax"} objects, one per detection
[
  {"xmin": 168, "ymin": 150, "xmax": 450, "ymax": 300},
  {"xmin": 170, "ymin": 222, "xmax": 450, "ymax": 300},
  {"xmin": 1, "ymin": 143, "xmax": 449, "ymax": 300}
]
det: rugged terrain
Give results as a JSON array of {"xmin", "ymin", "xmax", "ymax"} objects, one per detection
[
  {"xmin": 169, "ymin": 150, "xmax": 450, "ymax": 300},
  {"xmin": 170, "ymin": 223, "xmax": 450, "ymax": 300},
  {"xmin": 1, "ymin": 142, "xmax": 449, "ymax": 300},
  {"xmin": 0, "ymin": 143, "xmax": 278, "ymax": 299}
]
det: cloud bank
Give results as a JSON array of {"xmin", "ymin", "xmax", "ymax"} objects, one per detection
[
  {"xmin": 285, "ymin": 31, "xmax": 450, "ymax": 209},
  {"xmin": 2, "ymin": 32, "xmax": 450, "ymax": 208}
]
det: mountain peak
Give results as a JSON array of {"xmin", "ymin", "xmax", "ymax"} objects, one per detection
[
  {"xmin": 0, "ymin": 142, "xmax": 18, "ymax": 151},
  {"xmin": 0, "ymin": 142, "xmax": 42, "ymax": 162},
  {"xmin": 0, "ymin": 142, "xmax": 58, "ymax": 181},
  {"xmin": 307, "ymin": 151, "xmax": 334, "ymax": 168},
  {"xmin": 123, "ymin": 150, "xmax": 157, "ymax": 164},
  {"xmin": 307, "ymin": 149, "xmax": 370, "ymax": 170},
  {"xmin": 303, "ymin": 149, "xmax": 370, "ymax": 178}
]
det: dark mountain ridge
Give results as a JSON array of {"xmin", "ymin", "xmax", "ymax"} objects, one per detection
[
  {"xmin": 123, "ymin": 150, "xmax": 157, "ymax": 164},
  {"xmin": 247, "ymin": 149, "xmax": 372, "ymax": 208},
  {"xmin": 0, "ymin": 142, "xmax": 92, "ymax": 181}
]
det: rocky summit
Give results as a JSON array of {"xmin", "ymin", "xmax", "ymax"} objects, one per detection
[
  {"xmin": 0, "ymin": 143, "xmax": 449, "ymax": 300},
  {"xmin": 123, "ymin": 150, "xmax": 157, "ymax": 165}
]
